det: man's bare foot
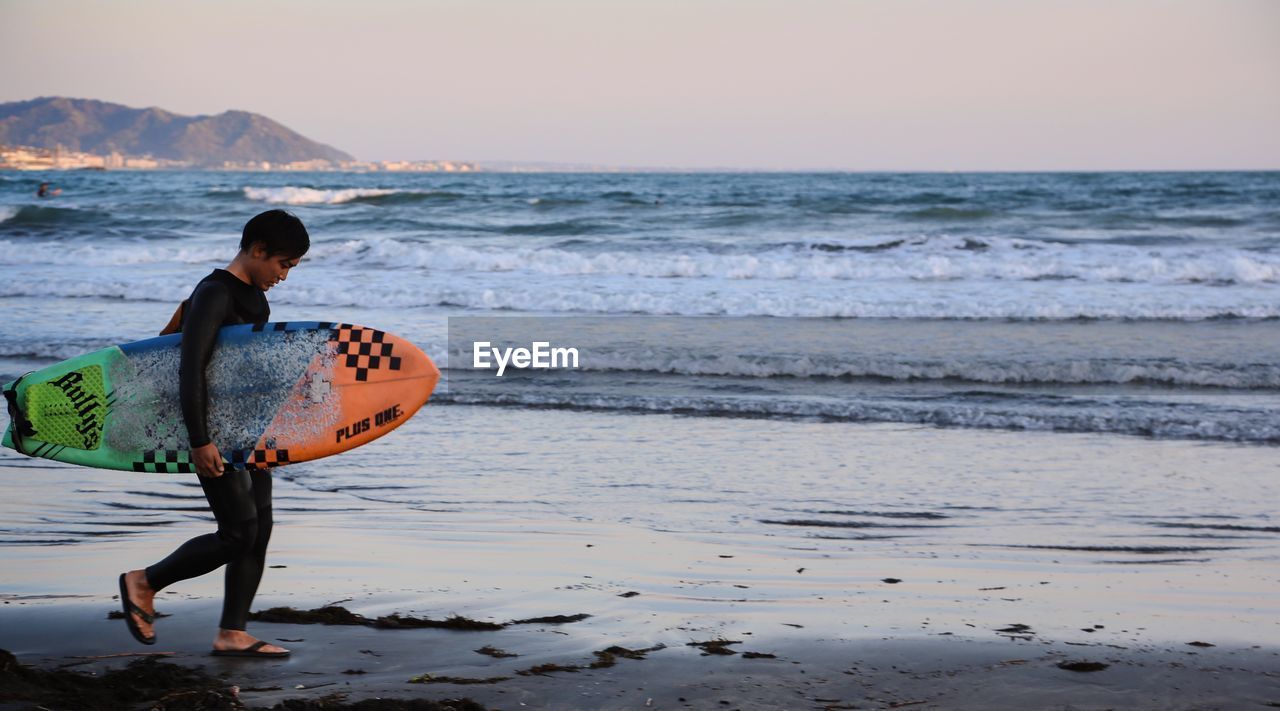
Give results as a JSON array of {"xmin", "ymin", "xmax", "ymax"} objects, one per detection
[
  {"xmin": 122, "ymin": 569, "xmax": 156, "ymax": 640},
  {"xmin": 213, "ymin": 629, "xmax": 289, "ymax": 655}
]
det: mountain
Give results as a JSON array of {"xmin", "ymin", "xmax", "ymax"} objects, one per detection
[{"xmin": 0, "ymin": 97, "xmax": 354, "ymax": 166}]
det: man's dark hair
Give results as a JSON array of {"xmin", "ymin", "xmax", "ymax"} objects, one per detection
[{"xmin": 241, "ymin": 209, "xmax": 310, "ymax": 258}]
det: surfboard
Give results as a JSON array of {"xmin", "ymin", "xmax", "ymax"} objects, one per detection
[{"xmin": 2, "ymin": 321, "xmax": 439, "ymax": 473}]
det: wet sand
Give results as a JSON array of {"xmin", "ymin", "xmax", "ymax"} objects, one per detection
[
  {"xmin": 3, "ymin": 598, "xmax": 1278, "ymax": 710},
  {"xmin": 3, "ymin": 507, "xmax": 1279, "ymax": 709}
]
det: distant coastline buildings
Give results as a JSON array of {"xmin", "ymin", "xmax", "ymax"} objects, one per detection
[{"xmin": 0, "ymin": 143, "xmax": 478, "ymax": 173}]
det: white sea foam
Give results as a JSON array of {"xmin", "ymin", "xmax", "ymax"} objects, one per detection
[
  {"xmin": 0, "ymin": 206, "xmax": 18, "ymax": 224},
  {"xmin": 4, "ymin": 267, "xmax": 1278, "ymax": 320},
  {"xmin": 243, "ymin": 186, "xmax": 399, "ymax": 205},
  {"xmin": 0, "ymin": 272, "xmax": 193, "ymax": 302},
  {"xmin": 0, "ymin": 240, "xmax": 222, "ymax": 266},
  {"xmin": 310, "ymin": 235, "xmax": 1280, "ymax": 285},
  {"xmin": 2, "ymin": 231, "xmax": 1277, "ymax": 321},
  {"xmin": 3, "ymin": 234, "xmax": 1276, "ymax": 286}
]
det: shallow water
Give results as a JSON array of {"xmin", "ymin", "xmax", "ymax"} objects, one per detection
[{"xmin": 2, "ymin": 409, "xmax": 1276, "ymax": 645}]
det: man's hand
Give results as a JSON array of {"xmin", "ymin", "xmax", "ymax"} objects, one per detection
[{"xmin": 192, "ymin": 442, "xmax": 225, "ymax": 478}]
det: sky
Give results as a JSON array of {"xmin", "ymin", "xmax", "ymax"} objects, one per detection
[{"xmin": 1, "ymin": 0, "xmax": 1278, "ymax": 170}]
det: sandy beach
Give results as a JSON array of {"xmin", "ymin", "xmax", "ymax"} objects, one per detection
[{"xmin": 3, "ymin": 412, "xmax": 1278, "ymax": 709}]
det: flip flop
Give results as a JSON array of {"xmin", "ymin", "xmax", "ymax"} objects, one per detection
[
  {"xmin": 117, "ymin": 573, "xmax": 156, "ymax": 645},
  {"xmin": 210, "ymin": 640, "xmax": 290, "ymax": 658}
]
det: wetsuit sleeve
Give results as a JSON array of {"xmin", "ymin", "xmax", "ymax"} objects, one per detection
[{"xmin": 179, "ymin": 282, "xmax": 230, "ymax": 449}]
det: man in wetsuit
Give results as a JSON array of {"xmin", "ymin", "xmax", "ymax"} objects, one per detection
[{"xmin": 118, "ymin": 209, "xmax": 309, "ymax": 657}]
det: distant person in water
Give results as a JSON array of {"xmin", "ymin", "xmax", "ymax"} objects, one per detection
[
  {"xmin": 36, "ymin": 182, "xmax": 61, "ymax": 198},
  {"xmin": 118, "ymin": 209, "xmax": 308, "ymax": 658}
]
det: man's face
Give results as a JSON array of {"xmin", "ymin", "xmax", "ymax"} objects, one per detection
[{"xmin": 248, "ymin": 243, "xmax": 301, "ymax": 291}]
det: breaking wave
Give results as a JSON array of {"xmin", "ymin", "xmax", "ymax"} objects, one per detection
[
  {"xmin": 239, "ymin": 186, "xmax": 463, "ymax": 205},
  {"xmin": 312, "ymin": 236, "xmax": 1280, "ymax": 285}
]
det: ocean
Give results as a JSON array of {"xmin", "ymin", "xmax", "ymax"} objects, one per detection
[
  {"xmin": 1, "ymin": 171, "xmax": 1278, "ymax": 635},
  {"xmin": 3, "ymin": 170, "xmax": 1278, "ymax": 440}
]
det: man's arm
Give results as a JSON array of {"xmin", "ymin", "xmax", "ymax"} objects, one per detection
[
  {"xmin": 178, "ymin": 282, "xmax": 229, "ymax": 475},
  {"xmin": 158, "ymin": 301, "xmax": 186, "ymax": 336}
]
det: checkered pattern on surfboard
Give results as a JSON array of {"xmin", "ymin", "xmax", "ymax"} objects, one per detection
[
  {"xmin": 229, "ymin": 447, "xmax": 291, "ymax": 470},
  {"xmin": 133, "ymin": 449, "xmax": 195, "ymax": 473},
  {"xmin": 327, "ymin": 324, "xmax": 402, "ymax": 382}
]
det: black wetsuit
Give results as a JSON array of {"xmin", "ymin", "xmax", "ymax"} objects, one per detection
[{"xmin": 144, "ymin": 269, "xmax": 273, "ymax": 631}]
